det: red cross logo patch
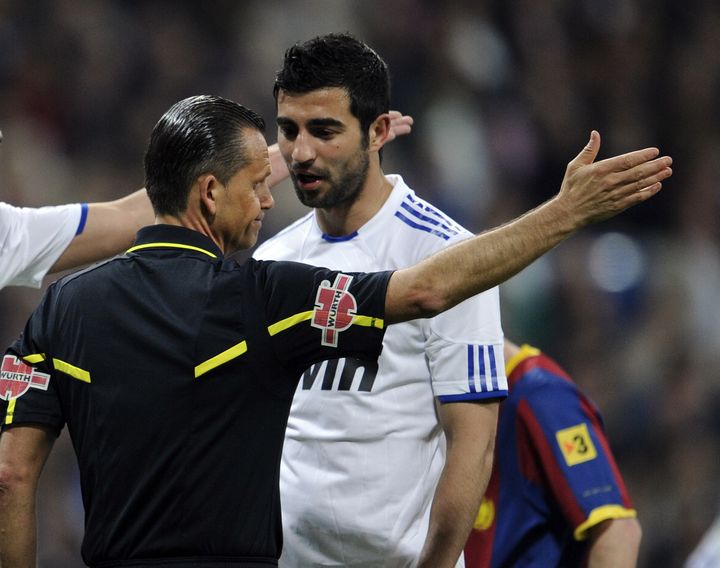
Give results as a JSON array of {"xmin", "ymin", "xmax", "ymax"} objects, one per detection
[
  {"xmin": 1, "ymin": 355, "xmax": 50, "ymax": 401},
  {"xmin": 312, "ymin": 274, "xmax": 357, "ymax": 347}
]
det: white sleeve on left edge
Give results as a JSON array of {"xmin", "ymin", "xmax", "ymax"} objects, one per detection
[{"xmin": 0, "ymin": 202, "xmax": 83, "ymax": 289}]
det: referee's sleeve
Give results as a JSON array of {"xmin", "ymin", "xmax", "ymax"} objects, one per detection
[{"xmin": 257, "ymin": 260, "xmax": 391, "ymax": 371}]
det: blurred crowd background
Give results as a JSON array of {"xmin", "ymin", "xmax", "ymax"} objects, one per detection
[{"xmin": 1, "ymin": 1, "xmax": 719, "ymax": 566}]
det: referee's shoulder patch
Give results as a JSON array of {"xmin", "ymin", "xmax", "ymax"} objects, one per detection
[{"xmin": 555, "ymin": 423, "xmax": 597, "ymax": 466}]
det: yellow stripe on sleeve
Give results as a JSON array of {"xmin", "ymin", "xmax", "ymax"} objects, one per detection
[
  {"xmin": 4, "ymin": 399, "xmax": 16, "ymax": 425},
  {"xmin": 195, "ymin": 340, "xmax": 248, "ymax": 378},
  {"xmin": 53, "ymin": 358, "xmax": 91, "ymax": 383},
  {"xmin": 267, "ymin": 311, "xmax": 314, "ymax": 336},
  {"xmin": 351, "ymin": 315, "xmax": 385, "ymax": 330},
  {"xmin": 268, "ymin": 311, "xmax": 384, "ymax": 336},
  {"xmin": 574, "ymin": 505, "xmax": 637, "ymax": 541},
  {"xmin": 23, "ymin": 353, "xmax": 46, "ymax": 364}
]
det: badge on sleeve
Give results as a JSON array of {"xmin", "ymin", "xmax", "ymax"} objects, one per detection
[
  {"xmin": 555, "ymin": 423, "xmax": 598, "ymax": 466},
  {"xmin": 312, "ymin": 274, "xmax": 357, "ymax": 347},
  {"xmin": 1, "ymin": 355, "xmax": 50, "ymax": 400}
]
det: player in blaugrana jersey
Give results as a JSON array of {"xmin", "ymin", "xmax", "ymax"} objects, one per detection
[{"xmin": 464, "ymin": 340, "xmax": 641, "ymax": 568}]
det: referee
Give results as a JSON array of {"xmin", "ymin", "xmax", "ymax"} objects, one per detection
[{"xmin": 0, "ymin": 94, "xmax": 670, "ymax": 568}]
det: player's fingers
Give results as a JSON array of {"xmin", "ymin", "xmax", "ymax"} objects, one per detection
[
  {"xmin": 618, "ymin": 156, "xmax": 673, "ymax": 190},
  {"xmin": 596, "ymin": 146, "xmax": 662, "ymax": 173},
  {"xmin": 615, "ymin": 162, "xmax": 673, "ymax": 197}
]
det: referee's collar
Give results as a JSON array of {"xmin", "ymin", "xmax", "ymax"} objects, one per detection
[{"xmin": 128, "ymin": 225, "xmax": 224, "ymax": 260}]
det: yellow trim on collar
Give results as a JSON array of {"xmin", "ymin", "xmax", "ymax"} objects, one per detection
[{"xmin": 126, "ymin": 242, "xmax": 217, "ymax": 258}]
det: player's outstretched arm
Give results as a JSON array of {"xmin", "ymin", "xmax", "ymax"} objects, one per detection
[
  {"xmin": 50, "ymin": 188, "xmax": 154, "ymax": 273},
  {"xmin": 587, "ymin": 517, "xmax": 642, "ymax": 567},
  {"xmin": 384, "ymin": 131, "xmax": 673, "ymax": 324},
  {"xmin": 0, "ymin": 425, "xmax": 55, "ymax": 568}
]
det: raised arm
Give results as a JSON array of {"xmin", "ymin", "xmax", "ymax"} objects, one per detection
[
  {"xmin": 0, "ymin": 425, "xmax": 55, "ymax": 568},
  {"xmin": 50, "ymin": 188, "xmax": 154, "ymax": 273},
  {"xmin": 385, "ymin": 131, "xmax": 672, "ymax": 323}
]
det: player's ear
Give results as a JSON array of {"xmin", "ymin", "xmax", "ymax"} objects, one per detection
[
  {"xmin": 198, "ymin": 174, "xmax": 220, "ymax": 218},
  {"xmin": 368, "ymin": 113, "xmax": 392, "ymax": 152}
]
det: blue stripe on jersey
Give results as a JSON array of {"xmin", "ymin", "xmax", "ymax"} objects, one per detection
[
  {"xmin": 478, "ymin": 345, "xmax": 486, "ymax": 391},
  {"xmin": 488, "ymin": 345, "xmax": 498, "ymax": 390},
  {"xmin": 438, "ymin": 391, "xmax": 508, "ymax": 403},
  {"xmin": 467, "ymin": 345, "xmax": 477, "ymax": 393},
  {"xmin": 76, "ymin": 203, "xmax": 89, "ymax": 236},
  {"xmin": 405, "ymin": 193, "xmax": 464, "ymax": 233},
  {"xmin": 394, "ymin": 211, "xmax": 451, "ymax": 240},
  {"xmin": 321, "ymin": 230, "xmax": 358, "ymax": 242},
  {"xmin": 467, "ymin": 344, "xmax": 504, "ymax": 394},
  {"xmin": 399, "ymin": 200, "xmax": 459, "ymax": 237}
]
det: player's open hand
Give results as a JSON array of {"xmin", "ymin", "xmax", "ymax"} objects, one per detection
[{"xmin": 557, "ymin": 130, "xmax": 673, "ymax": 227}]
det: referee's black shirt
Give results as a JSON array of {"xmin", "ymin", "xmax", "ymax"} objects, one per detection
[{"xmin": 1, "ymin": 224, "xmax": 390, "ymax": 567}]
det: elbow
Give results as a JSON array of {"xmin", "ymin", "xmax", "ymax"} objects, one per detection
[{"xmin": 407, "ymin": 287, "xmax": 450, "ymax": 319}]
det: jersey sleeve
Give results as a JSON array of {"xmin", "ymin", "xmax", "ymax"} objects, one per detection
[
  {"xmin": 0, "ymin": 202, "xmax": 86, "ymax": 289},
  {"xmin": 1, "ymin": 288, "xmax": 64, "ymax": 434},
  {"xmin": 516, "ymin": 377, "xmax": 636, "ymax": 540},
  {"xmin": 254, "ymin": 260, "xmax": 391, "ymax": 372},
  {"xmin": 426, "ymin": 285, "xmax": 507, "ymax": 403}
]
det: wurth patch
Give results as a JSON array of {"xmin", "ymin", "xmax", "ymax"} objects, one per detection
[
  {"xmin": 312, "ymin": 274, "xmax": 357, "ymax": 347},
  {"xmin": 0, "ymin": 355, "xmax": 50, "ymax": 401}
]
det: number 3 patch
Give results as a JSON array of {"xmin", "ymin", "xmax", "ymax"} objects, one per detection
[{"xmin": 555, "ymin": 423, "xmax": 597, "ymax": 466}]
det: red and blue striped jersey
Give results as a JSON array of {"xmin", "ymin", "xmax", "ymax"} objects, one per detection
[{"xmin": 464, "ymin": 345, "xmax": 636, "ymax": 567}]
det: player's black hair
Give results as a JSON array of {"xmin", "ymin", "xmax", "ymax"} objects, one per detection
[
  {"xmin": 273, "ymin": 33, "xmax": 390, "ymax": 137},
  {"xmin": 144, "ymin": 95, "xmax": 266, "ymax": 217}
]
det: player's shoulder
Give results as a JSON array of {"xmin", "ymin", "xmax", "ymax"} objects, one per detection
[
  {"xmin": 386, "ymin": 178, "xmax": 471, "ymax": 255},
  {"xmin": 254, "ymin": 212, "xmax": 314, "ymax": 261}
]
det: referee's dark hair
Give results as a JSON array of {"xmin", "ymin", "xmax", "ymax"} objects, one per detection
[
  {"xmin": 144, "ymin": 95, "xmax": 266, "ymax": 217},
  {"xmin": 273, "ymin": 33, "xmax": 390, "ymax": 144}
]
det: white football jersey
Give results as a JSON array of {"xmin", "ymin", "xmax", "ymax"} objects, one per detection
[
  {"xmin": 0, "ymin": 202, "xmax": 85, "ymax": 289},
  {"xmin": 254, "ymin": 175, "xmax": 506, "ymax": 567}
]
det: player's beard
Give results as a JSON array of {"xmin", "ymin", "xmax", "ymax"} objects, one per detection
[{"xmin": 291, "ymin": 148, "xmax": 370, "ymax": 210}]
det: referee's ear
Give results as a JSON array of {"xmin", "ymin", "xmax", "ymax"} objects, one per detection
[{"xmin": 197, "ymin": 173, "xmax": 219, "ymax": 219}]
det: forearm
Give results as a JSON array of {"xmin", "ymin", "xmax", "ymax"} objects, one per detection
[
  {"xmin": 384, "ymin": 134, "xmax": 671, "ymax": 324},
  {"xmin": 418, "ymin": 402, "xmax": 497, "ymax": 568},
  {"xmin": 387, "ymin": 197, "xmax": 574, "ymax": 323},
  {"xmin": 0, "ymin": 426, "xmax": 54, "ymax": 568},
  {"xmin": 586, "ymin": 518, "xmax": 641, "ymax": 568},
  {"xmin": 0, "ymin": 481, "xmax": 38, "ymax": 568},
  {"xmin": 52, "ymin": 188, "xmax": 154, "ymax": 273}
]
